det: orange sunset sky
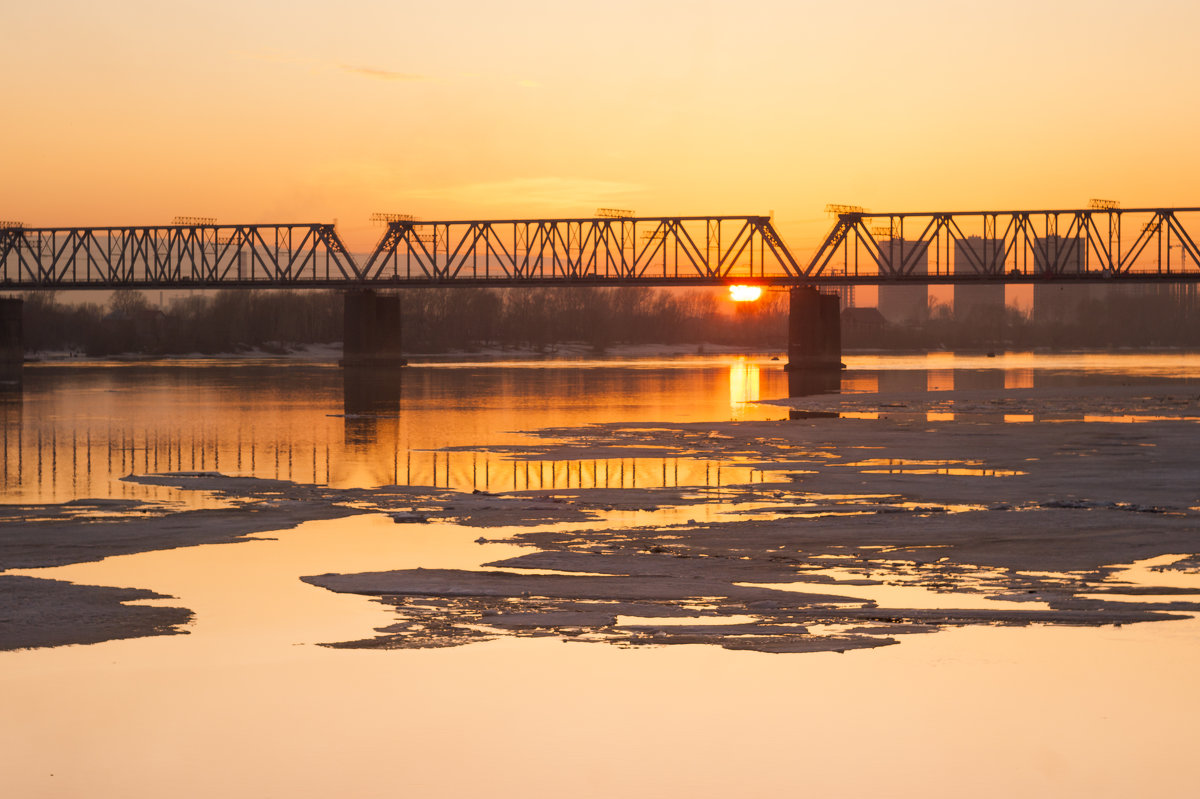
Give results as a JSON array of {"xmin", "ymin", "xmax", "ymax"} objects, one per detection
[{"xmin": 3, "ymin": 0, "xmax": 1199, "ymax": 259}]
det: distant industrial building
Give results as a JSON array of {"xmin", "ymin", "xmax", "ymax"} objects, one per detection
[
  {"xmin": 953, "ymin": 236, "xmax": 1005, "ymax": 321},
  {"xmin": 1029, "ymin": 235, "xmax": 1188, "ymax": 323},
  {"xmin": 1033, "ymin": 235, "xmax": 1087, "ymax": 324},
  {"xmin": 840, "ymin": 306, "xmax": 886, "ymax": 347},
  {"xmin": 818, "ymin": 264, "xmax": 857, "ymax": 309},
  {"xmin": 875, "ymin": 238, "xmax": 929, "ymax": 324}
]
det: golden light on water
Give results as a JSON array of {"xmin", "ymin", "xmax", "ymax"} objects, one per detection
[
  {"xmin": 728, "ymin": 285, "xmax": 763, "ymax": 302},
  {"xmin": 729, "ymin": 359, "xmax": 760, "ymax": 419}
]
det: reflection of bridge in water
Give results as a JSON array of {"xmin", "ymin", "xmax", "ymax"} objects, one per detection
[
  {"xmin": 1, "ymin": 362, "xmax": 788, "ymax": 503},
  {"xmin": 3, "ymin": 359, "xmax": 1154, "ymax": 504},
  {"xmin": 0, "ymin": 413, "xmax": 766, "ymax": 503}
]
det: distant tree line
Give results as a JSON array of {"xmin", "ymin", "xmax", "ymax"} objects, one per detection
[
  {"xmin": 847, "ymin": 289, "xmax": 1200, "ymax": 351},
  {"xmin": 22, "ymin": 290, "xmax": 343, "ymax": 356},
  {"xmin": 19, "ymin": 287, "xmax": 788, "ymax": 356},
  {"xmin": 1041, "ymin": 290, "xmax": 1200, "ymax": 349},
  {"xmin": 17, "ymin": 284, "xmax": 1200, "ymax": 357}
]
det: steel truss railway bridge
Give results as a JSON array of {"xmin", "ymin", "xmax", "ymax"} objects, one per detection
[
  {"xmin": 4, "ymin": 206, "xmax": 1200, "ymax": 289},
  {"xmin": 2, "ymin": 206, "xmax": 1199, "ymax": 374}
]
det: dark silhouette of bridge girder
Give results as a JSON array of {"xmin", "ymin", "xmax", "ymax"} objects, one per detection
[
  {"xmin": 360, "ymin": 215, "xmax": 802, "ymax": 284},
  {"xmin": 806, "ymin": 207, "xmax": 1200, "ymax": 284},
  {"xmin": 0, "ymin": 223, "xmax": 360, "ymax": 289},
  {"xmin": 0, "ymin": 216, "xmax": 802, "ymax": 289},
  {"xmin": 4, "ymin": 208, "xmax": 1200, "ymax": 289}
]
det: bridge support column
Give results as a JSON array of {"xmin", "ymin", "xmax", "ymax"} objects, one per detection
[
  {"xmin": 0, "ymin": 297, "xmax": 23, "ymax": 385},
  {"xmin": 785, "ymin": 285, "xmax": 842, "ymax": 378},
  {"xmin": 341, "ymin": 290, "xmax": 406, "ymax": 367}
]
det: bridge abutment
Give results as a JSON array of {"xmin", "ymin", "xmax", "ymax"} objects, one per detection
[
  {"xmin": 341, "ymin": 290, "xmax": 406, "ymax": 367},
  {"xmin": 785, "ymin": 286, "xmax": 842, "ymax": 373},
  {"xmin": 0, "ymin": 297, "xmax": 22, "ymax": 384}
]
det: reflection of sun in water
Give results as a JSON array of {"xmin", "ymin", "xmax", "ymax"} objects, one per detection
[
  {"xmin": 728, "ymin": 284, "xmax": 763, "ymax": 302},
  {"xmin": 729, "ymin": 359, "xmax": 760, "ymax": 418}
]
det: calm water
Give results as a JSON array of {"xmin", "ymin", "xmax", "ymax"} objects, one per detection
[
  {"xmin": 2, "ymin": 356, "xmax": 796, "ymax": 503},
  {"xmin": 3, "ymin": 352, "xmax": 1200, "ymax": 797},
  {"xmin": 6, "ymin": 351, "xmax": 1200, "ymax": 503}
]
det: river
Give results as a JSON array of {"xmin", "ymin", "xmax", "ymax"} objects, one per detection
[{"xmin": 2, "ymin": 351, "xmax": 1199, "ymax": 797}]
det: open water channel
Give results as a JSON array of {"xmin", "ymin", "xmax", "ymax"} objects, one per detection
[{"xmin": 3, "ymin": 352, "xmax": 1200, "ymax": 797}]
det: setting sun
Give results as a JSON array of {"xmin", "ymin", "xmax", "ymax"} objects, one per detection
[{"xmin": 728, "ymin": 284, "xmax": 763, "ymax": 302}]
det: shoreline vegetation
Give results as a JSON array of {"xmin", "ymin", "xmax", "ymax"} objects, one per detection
[{"xmin": 16, "ymin": 285, "xmax": 1200, "ymax": 359}]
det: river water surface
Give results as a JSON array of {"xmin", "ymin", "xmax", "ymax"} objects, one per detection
[{"xmin": 3, "ymin": 352, "xmax": 1199, "ymax": 797}]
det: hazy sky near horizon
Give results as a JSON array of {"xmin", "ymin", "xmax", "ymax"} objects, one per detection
[{"xmin": 3, "ymin": 0, "xmax": 1199, "ymax": 252}]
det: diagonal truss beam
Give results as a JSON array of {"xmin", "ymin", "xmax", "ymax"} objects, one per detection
[
  {"xmin": 0, "ymin": 223, "xmax": 361, "ymax": 289},
  {"xmin": 359, "ymin": 215, "xmax": 798, "ymax": 285},
  {"xmin": 5, "ymin": 209, "xmax": 1200, "ymax": 290},
  {"xmin": 802, "ymin": 207, "xmax": 1200, "ymax": 283}
]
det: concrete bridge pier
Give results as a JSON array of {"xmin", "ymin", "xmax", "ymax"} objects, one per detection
[
  {"xmin": 341, "ymin": 289, "xmax": 406, "ymax": 367},
  {"xmin": 0, "ymin": 297, "xmax": 23, "ymax": 385},
  {"xmin": 785, "ymin": 286, "xmax": 843, "ymax": 373}
]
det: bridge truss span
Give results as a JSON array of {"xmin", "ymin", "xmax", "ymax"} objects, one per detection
[
  {"xmin": 4, "ymin": 208, "xmax": 1200, "ymax": 290},
  {"xmin": 0, "ymin": 223, "xmax": 361, "ymax": 289},
  {"xmin": 360, "ymin": 215, "xmax": 801, "ymax": 285},
  {"xmin": 805, "ymin": 207, "xmax": 1200, "ymax": 284}
]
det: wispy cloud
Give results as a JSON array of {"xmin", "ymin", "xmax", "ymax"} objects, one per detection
[
  {"xmin": 339, "ymin": 65, "xmax": 428, "ymax": 82},
  {"xmin": 410, "ymin": 177, "xmax": 645, "ymax": 209}
]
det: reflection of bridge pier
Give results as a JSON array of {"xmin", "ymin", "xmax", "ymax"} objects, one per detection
[
  {"xmin": 0, "ymin": 297, "xmax": 22, "ymax": 385},
  {"xmin": 341, "ymin": 365, "xmax": 403, "ymax": 446},
  {"xmin": 786, "ymin": 368, "xmax": 840, "ymax": 398},
  {"xmin": 0, "ymin": 380, "xmax": 21, "ymax": 495}
]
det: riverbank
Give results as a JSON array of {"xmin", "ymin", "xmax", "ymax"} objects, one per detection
[
  {"xmin": 22, "ymin": 341, "xmax": 779, "ymax": 365},
  {"xmin": 24, "ymin": 342, "xmax": 1200, "ymax": 369}
]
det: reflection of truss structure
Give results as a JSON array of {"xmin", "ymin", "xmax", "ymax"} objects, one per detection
[
  {"xmin": 807, "ymin": 207, "xmax": 1200, "ymax": 283},
  {"xmin": 3, "ymin": 209, "xmax": 1200, "ymax": 288}
]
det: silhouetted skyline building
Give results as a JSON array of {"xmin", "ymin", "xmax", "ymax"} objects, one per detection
[
  {"xmin": 876, "ymin": 238, "xmax": 929, "ymax": 324},
  {"xmin": 953, "ymin": 236, "xmax": 1005, "ymax": 321},
  {"xmin": 1033, "ymin": 235, "xmax": 1087, "ymax": 324}
]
